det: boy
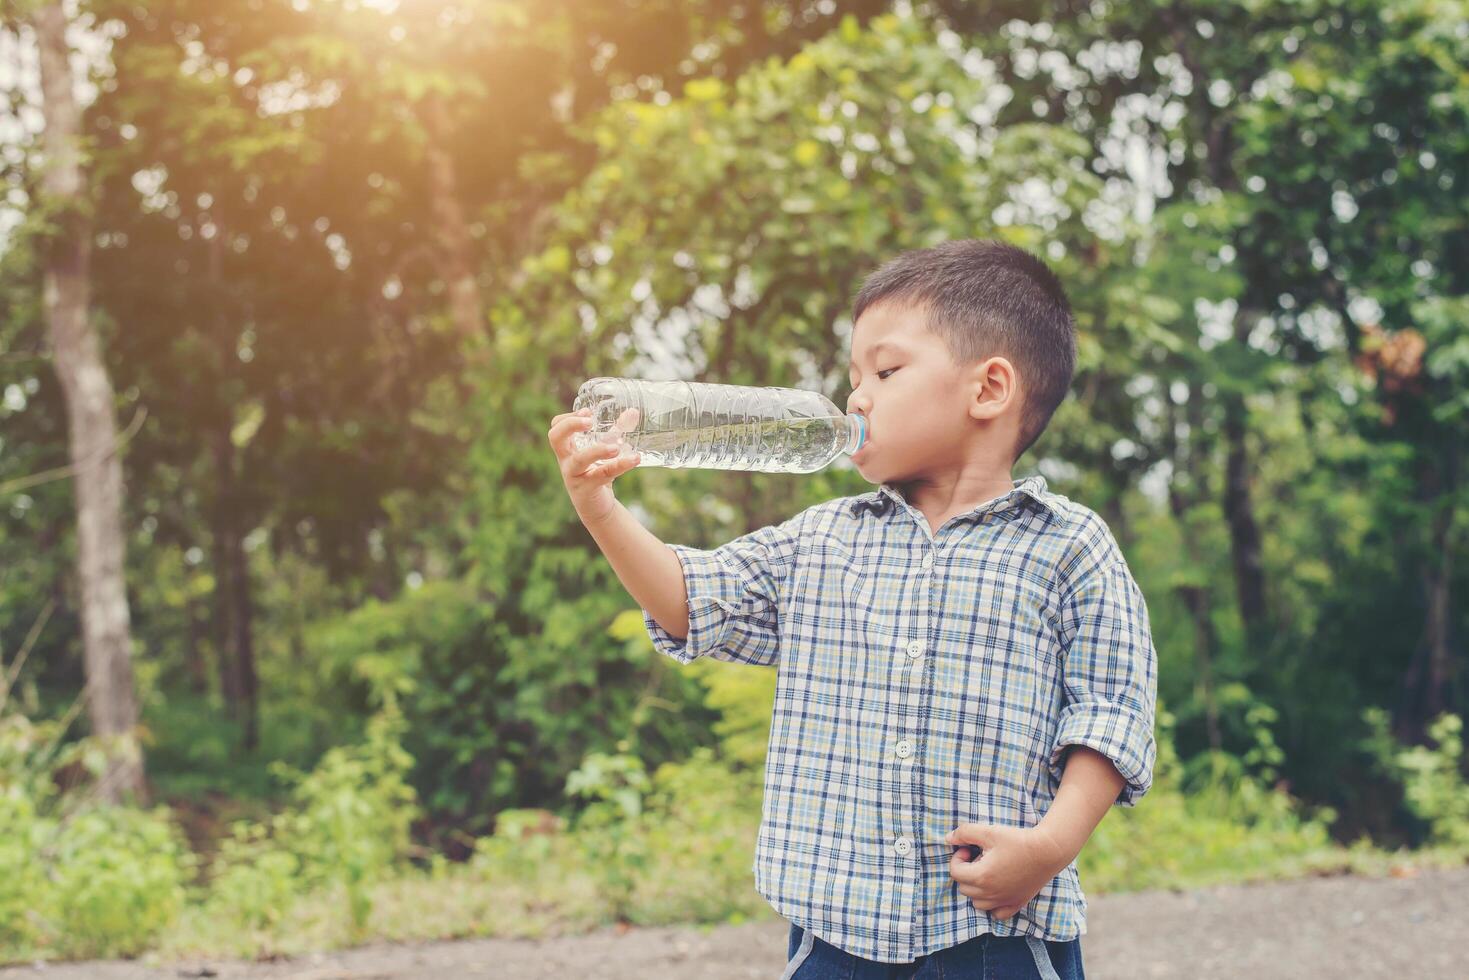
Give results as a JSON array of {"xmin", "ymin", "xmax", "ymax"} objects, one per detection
[{"xmin": 547, "ymin": 239, "xmax": 1157, "ymax": 979}]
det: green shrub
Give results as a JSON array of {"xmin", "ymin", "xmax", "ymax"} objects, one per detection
[
  {"xmin": 0, "ymin": 788, "xmax": 53, "ymax": 953},
  {"xmin": 470, "ymin": 807, "xmax": 565, "ymax": 885},
  {"xmin": 201, "ymin": 699, "xmax": 421, "ymax": 938},
  {"xmin": 1360, "ymin": 708, "xmax": 1469, "ymax": 849},
  {"xmin": 634, "ymin": 746, "xmax": 766, "ymax": 924},
  {"xmin": 43, "ymin": 806, "xmax": 191, "ymax": 958},
  {"xmin": 0, "ymin": 710, "xmax": 191, "ymax": 962},
  {"xmin": 307, "ymin": 584, "xmax": 721, "ymax": 837},
  {"xmin": 202, "ymin": 824, "xmax": 303, "ymax": 933},
  {"xmin": 1081, "ymin": 701, "xmax": 1337, "ymax": 892},
  {"xmin": 563, "ymin": 749, "xmax": 653, "ymax": 923}
]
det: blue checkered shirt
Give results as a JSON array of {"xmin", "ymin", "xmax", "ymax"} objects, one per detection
[{"xmin": 641, "ymin": 474, "xmax": 1158, "ymax": 963}]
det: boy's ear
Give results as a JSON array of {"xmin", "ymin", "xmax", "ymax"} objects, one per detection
[{"xmin": 967, "ymin": 356, "xmax": 1017, "ymax": 422}]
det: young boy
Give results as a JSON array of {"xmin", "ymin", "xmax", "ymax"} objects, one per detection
[{"xmin": 547, "ymin": 239, "xmax": 1157, "ymax": 979}]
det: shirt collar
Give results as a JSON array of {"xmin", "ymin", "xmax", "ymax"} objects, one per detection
[{"xmin": 849, "ymin": 473, "xmax": 1061, "ymax": 524}]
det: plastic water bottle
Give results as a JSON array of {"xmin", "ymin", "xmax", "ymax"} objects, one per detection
[{"xmin": 570, "ymin": 377, "xmax": 867, "ymax": 473}]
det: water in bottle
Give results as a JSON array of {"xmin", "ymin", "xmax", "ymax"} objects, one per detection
[{"xmin": 570, "ymin": 377, "xmax": 867, "ymax": 474}]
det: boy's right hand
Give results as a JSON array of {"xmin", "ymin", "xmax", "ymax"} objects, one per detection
[{"xmin": 547, "ymin": 408, "xmax": 642, "ymax": 527}]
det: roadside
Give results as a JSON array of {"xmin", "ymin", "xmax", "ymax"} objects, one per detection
[{"xmin": 3, "ymin": 866, "xmax": 1465, "ymax": 979}]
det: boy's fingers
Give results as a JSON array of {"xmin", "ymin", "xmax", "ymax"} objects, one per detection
[
  {"xmin": 589, "ymin": 449, "xmax": 640, "ymax": 482},
  {"xmin": 604, "ymin": 448, "xmax": 638, "ymax": 477},
  {"xmin": 550, "ymin": 416, "xmax": 595, "ymax": 456},
  {"xmin": 569, "ymin": 444, "xmax": 621, "ymax": 477},
  {"xmin": 576, "ymin": 441, "xmax": 621, "ymax": 466}
]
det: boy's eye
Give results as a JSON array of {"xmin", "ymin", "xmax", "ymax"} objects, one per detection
[{"xmin": 877, "ymin": 368, "xmax": 899, "ymax": 380}]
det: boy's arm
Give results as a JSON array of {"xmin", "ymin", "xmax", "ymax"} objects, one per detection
[
  {"xmin": 1033, "ymin": 746, "xmax": 1127, "ymax": 871},
  {"xmin": 552, "ymin": 405, "xmax": 801, "ymax": 666},
  {"xmin": 1047, "ymin": 556, "xmax": 1158, "ymax": 807},
  {"xmin": 583, "ymin": 500, "xmax": 689, "ymax": 639},
  {"xmin": 550, "ymin": 409, "xmax": 688, "ymax": 636}
]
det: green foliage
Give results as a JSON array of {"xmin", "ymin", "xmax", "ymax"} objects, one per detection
[
  {"xmin": 306, "ymin": 582, "xmax": 718, "ymax": 834},
  {"xmin": 203, "ymin": 829, "xmax": 301, "ymax": 934},
  {"xmin": 1048, "ymin": 702, "xmax": 1339, "ymax": 892},
  {"xmin": 1414, "ymin": 296, "xmax": 1469, "ymax": 426},
  {"xmin": 684, "ymin": 656, "xmax": 778, "ymax": 772},
  {"xmin": 469, "ymin": 807, "xmax": 566, "ymax": 886},
  {"xmin": 0, "ymin": 709, "xmax": 192, "ymax": 960},
  {"xmin": 634, "ymin": 747, "xmax": 768, "ymax": 923},
  {"xmin": 1180, "ymin": 683, "xmax": 1287, "ymax": 788},
  {"xmin": 40, "ymin": 806, "xmax": 191, "ymax": 958},
  {"xmin": 1360, "ymin": 709, "xmax": 1469, "ymax": 849},
  {"xmin": 481, "ymin": 743, "xmax": 768, "ymax": 929},
  {"xmin": 201, "ymin": 700, "xmax": 420, "ymax": 939},
  {"xmin": 142, "ymin": 689, "xmax": 329, "ymax": 802},
  {"xmin": 563, "ymin": 750, "xmax": 654, "ymax": 922}
]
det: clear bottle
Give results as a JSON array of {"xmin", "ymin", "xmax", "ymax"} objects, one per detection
[{"xmin": 571, "ymin": 377, "xmax": 867, "ymax": 474}]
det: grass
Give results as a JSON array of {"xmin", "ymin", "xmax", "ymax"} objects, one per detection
[{"xmin": 124, "ymin": 782, "xmax": 1467, "ymax": 966}]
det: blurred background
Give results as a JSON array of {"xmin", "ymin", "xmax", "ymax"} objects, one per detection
[{"xmin": 0, "ymin": 0, "xmax": 1465, "ymax": 964}]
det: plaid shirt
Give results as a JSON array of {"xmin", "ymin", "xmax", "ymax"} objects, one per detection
[{"xmin": 642, "ymin": 474, "xmax": 1158, "ymax": 963}]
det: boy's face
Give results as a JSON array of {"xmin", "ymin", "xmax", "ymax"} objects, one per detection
[{"xmin": 845, "ymin": 300, "xmax": 1016, "ymax": 484}]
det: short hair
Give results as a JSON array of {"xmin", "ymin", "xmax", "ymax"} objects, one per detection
[{"xmin": 851, "ymin": 239, "xmax": 1077, "ymax": 461}]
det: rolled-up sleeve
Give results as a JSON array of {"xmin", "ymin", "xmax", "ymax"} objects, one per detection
[
  {"xmin": 1048, "ymin": 558, "xmax": 1158, "ymax": 807},
  {"xmin": 643, "ymin": 512, "xmax": 804, "ymax": 668}
]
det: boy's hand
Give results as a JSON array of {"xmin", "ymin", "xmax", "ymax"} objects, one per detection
[
  {"xmin": 945, "ymin": 823, "xmax": 1072, "ymax": 921},
  {"xmin": 547, "ymin": 408, "xmax": 642, "ymax": 526}
]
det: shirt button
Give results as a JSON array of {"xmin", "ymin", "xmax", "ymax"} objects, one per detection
[
  {"xmin": 894, "ymin": 836, "xmax": 913, "ymax": 856},
  {"xmin": 895, "ymin": 739, "xmax": 914, "ymax": 758},
  {"xmin": 906, "ymin": 640, "xmax": 923, "ymax": 659}
]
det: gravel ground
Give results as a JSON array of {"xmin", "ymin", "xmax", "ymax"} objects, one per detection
[{"xmin": 3, "ymin": 867, "xmax": 1465, "ymax": 979}]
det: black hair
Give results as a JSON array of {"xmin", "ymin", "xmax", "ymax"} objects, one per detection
[{"xmin": 851, "ymin": 238, "xmax": 1077, "ymax": 461}]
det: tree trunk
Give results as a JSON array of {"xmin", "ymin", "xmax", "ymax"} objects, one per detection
[
  {"xmin": 209, "ymin": 427, "xmax": 259, "ymax": 751},
  {"xmin": 1396, "ymin": 441, "xmax": 1462, "ymax": 745},
  {"xmin": 1166, "ymin": 387, "xmax": 1223, "ymax": 752},
  {"xmin": 1149, "ymin": 7, "xmax": 1271, "ymax": 648},
  {"xmin": 210, "ymin": 505, "xmax": 241, "ymax": 717},
  {"xmin": 1221, "ymin": 307, "xmax": 1270, "ymax": 642},
  {"xmin": 33, "ymin": 0, "xmax": 146, "ymax": 803},
  {"xmin": 184, "ymin": 591, "xmax": 207, "ymax": 694}
]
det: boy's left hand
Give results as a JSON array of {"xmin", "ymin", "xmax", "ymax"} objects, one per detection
[{"xmin": 945, "ymin": 823, "xmax": 1072, "ymax": 921}]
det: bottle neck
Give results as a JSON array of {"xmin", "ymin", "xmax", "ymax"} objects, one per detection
[{"xmin": 843, "ymin": 413, "xmax": 866, "ymax": 455}]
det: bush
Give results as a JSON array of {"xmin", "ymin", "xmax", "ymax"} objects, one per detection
[
  {"xmin": 201, "ymin": 698, "xmax": 421, "ymax": 938},
  {"xmin": 307, "ymin": 584, "xmax": 721, "ymax": 836},
  {"xmin": 563, "ymin": 749, "xmax": 654, "ymax": 922},
  {"xmin": 1360, "ymin": 708, "xmax": 1469, "ymax": 849},
  {"xmin": 1080, "ymin": 701, "xmax": 1338, "ymax": 893},
  {"xmin": 0, "ymin": 709, "xmax": 191, "ymax": 962},
  {"xmin": 43, "ymin": 806, "xmax": 191, "ymax": 958}
]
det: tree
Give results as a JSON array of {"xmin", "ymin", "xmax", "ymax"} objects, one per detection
[
  {"xmin": 1235, "ymin": 0, "xmax": 1469, "ymax": 743},
  {"xmin": 63, "ymin": 0, "xmax": 895, "ymax": 754},
  {"xmin": 18, "ymin": 0, "xmax": 144, "ymax": 801}
]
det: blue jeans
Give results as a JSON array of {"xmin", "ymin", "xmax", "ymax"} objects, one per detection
[{"xmin": 781, "ymin": 922, "xmax": 1084, "ymax": 979}]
